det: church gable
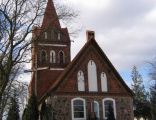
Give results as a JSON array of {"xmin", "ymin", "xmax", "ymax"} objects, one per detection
[
  {"xmin": 51, "ymin": 32, "xmax": 132, "ymax": 96},
  {"xmin": 29, "ymin": 0, "xmax": 134, "ymax": 119}
]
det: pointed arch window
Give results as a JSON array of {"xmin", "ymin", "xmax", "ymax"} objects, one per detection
[
  {"xmin": 77, "ymin": 71, "xmax": 85, "ymax": 91},
  {"xmin": 58, "ymin": 32, "xmax": 61, "ymax": 40},
  {"xmin": 103, "ymin": 98, "xmax": 116, "ymax": 119},
  {"xmin": 59, "ymin": 51, "xmax": 65, "ymax": 64},
  {"xmin": 40, "ymin": 50, "xmax": 47, "ymax": 63},
  {"xmin": 50, "ymin": 50, "xmax": 56, "ymax": 63},
  {"xmin": 101, "ymin": 72, "xmax": 108, "ymax": 92},
  {"xmin": 94, "ymin": 101, "xmax": 100, "ymax": 119},
  {"xmin": 88, "ymin": 60, "xmax": 98, "ymax": 92}
]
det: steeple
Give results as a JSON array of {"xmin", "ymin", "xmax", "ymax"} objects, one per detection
[{"xmin": 42, "ymin": 0, "xmax": 61, "ymax": 29}]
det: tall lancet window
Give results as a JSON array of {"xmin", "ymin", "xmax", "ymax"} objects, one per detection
[
  {"xmin": 44, "ymin": 32, "xmax": 47, "ymax": 39},
  {"xmin": 77, "ymin": 70, "xmax": 85, "ymax": 91},
  {"xmin": 88, "ymin": 60, "xmax": 98, "ymax": 92},
  {"xmin": 59, "ymin": 51, "xmax": 65, "ymax": 64},
  {"xmin": 58, "ymin": 32, "xmax": 61, "ymax": 40},
  {"xmin": 101, "ymin": 72, "xmax": 108, "ymax": 92},
  {"xmin": 40, "ymin": 50, "xmax": 47, "ymax": 63},
  {"xmin": 50, "ymin": 50, "xmax": 56, "ymax": 63}
]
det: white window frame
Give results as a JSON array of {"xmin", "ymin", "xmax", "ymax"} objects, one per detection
[
  {"xmin": 71, "ymin": 98, "xmax": 86, "ymax": 120},
  {"xmin": 101, "ymin": 72, "xmax": 108, "ymax": 92},
  {"xmin": 77, "ymin": 71, "xmax": 85, "ymax": 91},
  {"xmin": 94, "ymin": 101, "xmax": 100, "ymax": 119},
  {"xmin": 50, "ymin": 50, "xmax": 56, "ymax": 63},
  {"xmin": 102, "ymin": 98, "xmax": 116, "ymax": 119}
]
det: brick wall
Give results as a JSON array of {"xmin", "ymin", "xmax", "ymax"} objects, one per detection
[{"xmin": 45, "ymin": 95, "xmax": 134, "ymax": 120}]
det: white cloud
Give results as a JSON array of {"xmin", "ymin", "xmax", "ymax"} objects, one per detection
[
  {"xmin": 67, "ymin": 0, "xmax": 156, "ymax": 73},
  {"xmin": 145, "ymin": 8, "xmax": 156, "ymax": 24},
  {"xmin": 24, "ymin": 0, "xmax": 156, "ymax": 82}
]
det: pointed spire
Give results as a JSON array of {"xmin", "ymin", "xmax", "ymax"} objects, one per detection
[{"xmin": 42, "ymin": 0, "xmax": 61, "ymax": 28}]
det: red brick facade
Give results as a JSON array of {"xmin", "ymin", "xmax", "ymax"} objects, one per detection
[{"xmin": 29, "ymin": 0, "xmax": 134, "ymax": 119}]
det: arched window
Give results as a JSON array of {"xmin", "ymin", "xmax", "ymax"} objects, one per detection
[
  {"xmin": 101, "ymin": 72, "xmax": 108, "ymax": 92},
  {"xmin": 50, "ymin": 50, "xmax": 56, "ymax": 63},
  {"xmin": 58, "ymin": 32, "xmax": 61, "ymax": 40},
  {"xmin": 103, "ymin": 98, "xmax": 116, "ymax": 119},
  {"xmin": 51, "ymin": 30, "xmax": 54, "ymax": 39},
  {"xmin": 44, "ymin": 32, "xmax": 47, "ymax": 39},
  {"xmin": 88, "ymin": 60, "xmax": 98, "ymax": 92},
  {"xmin": 59, "ymin": 51, "xmax": 65, "ymax": 64},
  {"xmin": 71, "ymin": 98, "xmax": 86, "ymax": 120},
  {"xmin": 94, "ymin": 101, "xmax": 100, "ymax": 119},
  {"xmin": 77, "ymin": 71, "xmax": 85, "ymax": 91},
  {"xmin": 40, "ymin": 50, "xmax": 46, "ymax": 63}
]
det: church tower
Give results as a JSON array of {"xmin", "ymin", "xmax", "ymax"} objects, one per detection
[{"xmin": 30, "ymin": 0, "xmax": 71, "ymax": 99}]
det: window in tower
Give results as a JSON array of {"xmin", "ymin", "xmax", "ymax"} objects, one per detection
[
  {"xmin": 59, "ymin": 51, "xmax": 65, "ymax": 64},
  {"xmin": 50, "ymin": 50, "xmax": 56, "ymax": 63},
  {"xmin": 58, "ymin": 32, "xmax": 61, "ymax": 40},
  {"xmin": 40, "ymin": 50, "xmax": 47, "ymax": 63},
  {"xmin": 44, "ymin": 32, "xmax": 47, "ymax": 39}
]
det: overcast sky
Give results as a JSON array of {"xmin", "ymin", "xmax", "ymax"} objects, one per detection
[
  {"xmin": 23, "ymin": 0, "xmax": 156, "ymax": 88},
  {"xmin": 60, "ymin": 0, "xmax": 156, "ymax": 87}
]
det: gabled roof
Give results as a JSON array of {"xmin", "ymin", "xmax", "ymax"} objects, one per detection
[
  {"xmin": 39, "ymin": 38, "xmax": 133, "ymax": 102},
  {"xmin": 42, "ymin": 0, "xmax": 61, "ymax": 29}
]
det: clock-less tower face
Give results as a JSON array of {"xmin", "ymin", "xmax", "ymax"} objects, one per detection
[
  {"xmin": 30, "ymin": 0, "xmax": 71, "ymax": 98},
  {"xmin": 37, "ymin": 26, "xmax": 71, "ymax": 69},
  {"xmin": 32, "ymin": 0, "xmax": 71, "ymax": 69}
]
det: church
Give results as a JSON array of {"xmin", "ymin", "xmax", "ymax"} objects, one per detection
[{"xmin": 29, "ymin": 0, "xmax": 134, "ymax": 119}]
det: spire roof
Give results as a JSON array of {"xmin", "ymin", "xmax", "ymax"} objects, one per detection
[{"xmin": 42, "ymin": 0, "xmax": 61, "ymax": 28}]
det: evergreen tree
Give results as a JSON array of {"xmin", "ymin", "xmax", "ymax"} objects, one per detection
[
  {"xmin": 107, "ymin": 103, "xmax": 115, "ymax": 120},
  {"xmin": 131, "ymin": 66, "xmax": 146, "ymax": 102},
  {"xmin": 40, "ymin": 101, "xmax": 54, "ymax": 120},
  {"xmin": 7, "ymin": 97, "xmax": 20, "ymax": 120},
  {"xmin": 150, "ymin": 82, "xmax": 156, "ymax": 120},
  {"xmin": 22, "ymin": 92, "xmax": 39, "ymax": 120},
  {"xmin": 40, "ymin": 102, "xmax": 49, "ymax": 120},
  {"xmin": 149, "ymin": 60, "xmax": 156, "ymax": 120},
  {"xmin": 131, "ymin": 66, "xmax": 147, "ymax": 119}
]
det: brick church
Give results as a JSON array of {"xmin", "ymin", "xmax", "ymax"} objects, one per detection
[{"xmin": 29, "ymin": 0, "xmax": 134, "ymax": 119}]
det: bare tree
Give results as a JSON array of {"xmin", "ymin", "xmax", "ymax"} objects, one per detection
[
  {"xmin": 0, "ymin": 0, "xmax": 46, "ymax": 118},
  {"xmin": 0, "ymin": 0, "xmax": 78, "ymax": 119},
  {"xmin": 1, "ymin": 65, "xmax": 28, "ymax": 119}
]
